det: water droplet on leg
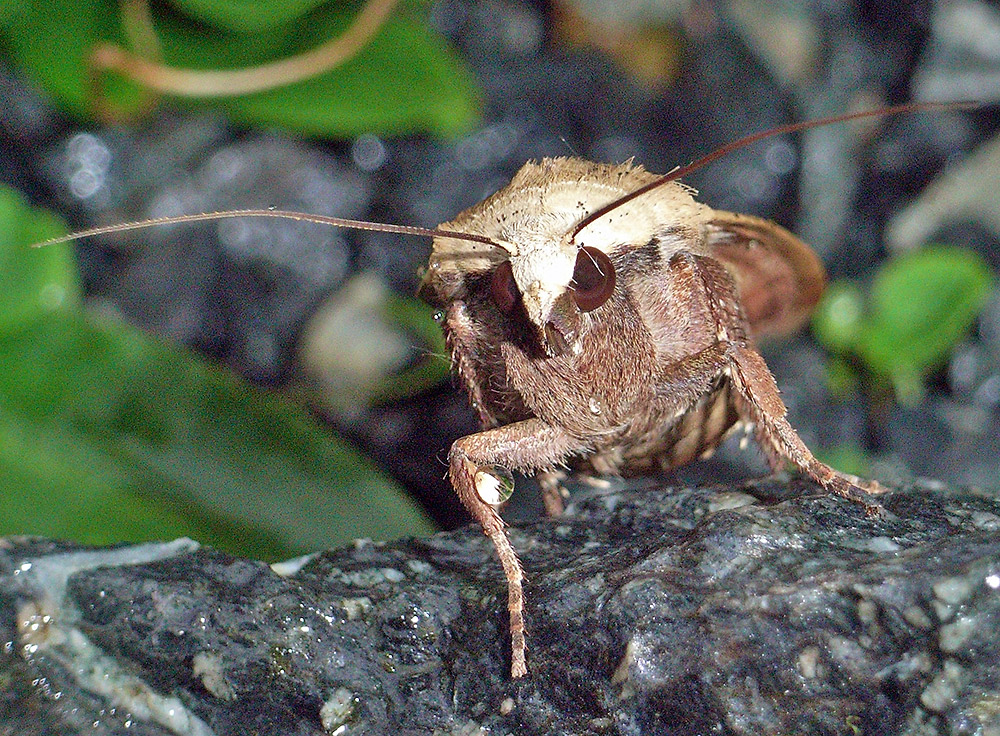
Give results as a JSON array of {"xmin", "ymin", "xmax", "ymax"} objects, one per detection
[{"xmin": 474, "ymin": 465, "xmax": 515, "ymax": 505}]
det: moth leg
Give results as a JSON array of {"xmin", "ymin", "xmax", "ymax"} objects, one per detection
[
  {"xmin": 537, "ymin": 470, "xmax": 568, "ymax": 517},
  {"xmin": 443, "ymin": 300, "xmax": 495, "ymax": 426},
  {"xmin": 685, "ymin": 253, "xmax": 881, "ymax": 514},
  {"xmin": 728, "ymin": 345, "xmax": 882, "ymax": 515},
  {"xmin": 448, "ymin": 419, "xmax": 583, "ymax": 677}
]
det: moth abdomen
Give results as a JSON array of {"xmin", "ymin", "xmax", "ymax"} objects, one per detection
[{"xmin": 660, "ymin": 379, "xmax": 741, "ymax": 469}]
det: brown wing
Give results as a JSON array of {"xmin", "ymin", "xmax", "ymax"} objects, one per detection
[{"xmin": 704, "ymin": 212, "xmax": 826, "ymax": 339}]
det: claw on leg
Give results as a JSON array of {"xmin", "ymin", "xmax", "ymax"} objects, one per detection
[{"xmin": 805, "ymin": 461, "xmax": 884, "ymax": 517}]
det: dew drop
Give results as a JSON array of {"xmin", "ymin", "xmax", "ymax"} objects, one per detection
[{"xmin": 474, "ymin": 465, "xmax": 514, "ymax": 505}]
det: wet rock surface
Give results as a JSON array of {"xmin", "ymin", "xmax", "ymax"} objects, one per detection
[
  {"xmin": 3, "ymin": 479, "xmax": 1000, "ymax": 735},
  {"xmin": 2, "ymin": 0, "xmax": 999, "ymax": 528}
]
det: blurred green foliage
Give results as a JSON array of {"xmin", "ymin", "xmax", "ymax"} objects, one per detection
[
  {"xmin": 0, "ymin": 0, "xmax": 480, "ymax": 137},
  {"xmin": 815, "ymin": 443, "xmax": 870, "ymax": 479},
  {"xmin": 0, "ymin": 186, "xmax": 436, "ymax": 561},
  {"xmin": 813, "ymin": 246, "xmax": 996, "ymax": 405}
]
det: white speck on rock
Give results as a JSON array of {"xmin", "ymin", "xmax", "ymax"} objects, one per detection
[
  {"xmin": 193, "ymin": 652, "xmax": 235, "ymax": 701},
  {"xmin": 903, "ymin": 605, "xmax": 934, "ymax": 629},
  {"xmin": 939, "ymin": 614, "xmax": 978, "ymax": 653},
  {"xmin": 708, "ymin": 492, "xmax": 757, "ymax": 512},
  {"xmin": 921, "ymin": 659, "xmax": 966, "ymax": 712},
  {"xmin": 271, "ymin": 552, "xmax": 319, "ymax": 577},
  {"xmin": 797, "ymin": 646, "xmax": 821, "ymax": 679},
  {"xmin": 934, "ymin": 576, "xmax": 976, "ymax": 605},
  {"xmin": 341, "ymin": 597, "xmax": 373, "ymax": 620},
  {"xmin": 320, "ymin": 687, "xmax": 356, "ymax": 732}
]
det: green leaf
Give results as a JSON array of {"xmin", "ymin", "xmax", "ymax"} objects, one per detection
[
  {"xmin": 217, "ymin": 13, "xmax": 481, "ymax": 137},
  {"xmin": 858, "ymin": 246, "xmax": 994, "ymax": 391},
  {"xmin": 0, "ymin": 187, "xmax": 81, "ymax": 332},
  {"xmin": 167, "ymin": 0, "xmax": 332, "ymax": 34},
  {"xmin": 811, "ymin": 280, "xmax": 865, "ymax": 356},
  {"xmin": 0, "ymin": 186, "xmax": 435, "ymax": 560},
  {"xmin": 2, "ymin": 0, "xmax": 480, "ymax": 137},
  {"xmin": 1, "ymin": 0, "xmax": 135, "ymax": 116},
  {"xmin": 815, "ymin": 443, "xmax": 870, "ymax": 478},
  {"xmin": 0, "ymin": 0, "xmax": 18, "ymax": 28},
  {"xmin": 0, "ymin": 399, "xmax": 288, "ymax": 558},
  {"xmin": 372, "ymin": 289, "xmax": 450, "ymax": 405}
]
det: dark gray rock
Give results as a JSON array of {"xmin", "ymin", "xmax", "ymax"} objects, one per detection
[{"xmin": 3, "ymin": 480, "xmax": 1000, "ymax": 735}]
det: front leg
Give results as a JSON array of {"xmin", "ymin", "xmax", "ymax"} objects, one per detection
[{"xmin": 449, "ymin": 419, "xmax": 584, "ymax": 677}]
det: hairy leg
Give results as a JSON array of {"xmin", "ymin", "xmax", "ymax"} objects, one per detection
[{"xmin": 448, "ymin": 419, "xmax": 584, "ymax": 677}]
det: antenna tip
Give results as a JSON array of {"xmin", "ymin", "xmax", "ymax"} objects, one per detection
[{"xmin": 32, "ymin": 235, "xmax": 74, "ymax": 248}]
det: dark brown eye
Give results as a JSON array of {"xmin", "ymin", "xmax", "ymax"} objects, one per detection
[
  {"xmin": 570, "ymin": 246, "xmax": 615, "ymax": 312},
  {"xmin": 490, "ymin": 260, "xmax": 519, "ymax": 313}
]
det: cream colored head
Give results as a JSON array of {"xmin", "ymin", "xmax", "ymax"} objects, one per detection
[{"xmin": 418, "ymin": 157, "xmax": 709, "ymax": 355}]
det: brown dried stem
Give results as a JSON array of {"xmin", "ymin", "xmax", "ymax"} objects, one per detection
[{"xmin": 89, "ymin": 0, "xmax": 399, "ymax": 122}]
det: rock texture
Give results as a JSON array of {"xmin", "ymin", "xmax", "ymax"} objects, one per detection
[{"xmin": 2, "ymin": 479, "xmax": 1000, "ymax": 735}]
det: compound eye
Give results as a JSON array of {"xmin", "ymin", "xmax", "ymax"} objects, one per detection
[
  {"xmin": 570, "ymin": 246, "xmax": 615, "ymax": 312},
  {"xmin": 490, "ymin": 260, "xmax": 519, "ymax": 313}
]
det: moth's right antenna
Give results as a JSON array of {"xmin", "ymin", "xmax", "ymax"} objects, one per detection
[{"xmin": 571, "ymin": 100, "xmax": 980, "ymax": 242}]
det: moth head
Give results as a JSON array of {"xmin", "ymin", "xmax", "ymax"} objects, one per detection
[
  {"xmin": 487, "ymin": 233, "xmax": 617, "ymax": 356},
  {"xmin": 420, "ymin": 158, "xmax": 702, "ymax": 357}
]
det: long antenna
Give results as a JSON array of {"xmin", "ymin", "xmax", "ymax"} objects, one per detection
[
  {"xmin": 570, "ymin": 100, "xmax": 980, "ymax": 242},
  {"xmin": 35, "ymin": 101, "xmax": 978, "ymax": 251},
  {"xmin": 33, "ymin": 208, "xmax": 500, "ymax": 248}
]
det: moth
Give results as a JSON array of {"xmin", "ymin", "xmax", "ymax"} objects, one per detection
[{"xmin": 39, "ymin": 102, "xmax": 965, "ymax": 678}]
